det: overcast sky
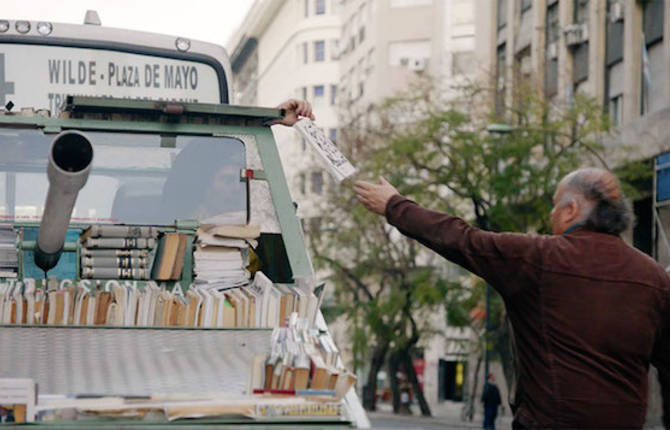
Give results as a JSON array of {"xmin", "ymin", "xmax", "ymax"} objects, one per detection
[{"xmin": 2, "ymin": 0, "xmax": 254, "ymax": 48}]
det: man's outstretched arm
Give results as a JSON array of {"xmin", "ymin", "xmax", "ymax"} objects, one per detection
[{"xmin": 354, "ymin": 178, "xmax": 544, "ymax": 297}]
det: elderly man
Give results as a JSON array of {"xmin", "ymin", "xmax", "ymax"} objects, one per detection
[{"xmin": 354, "ymin": 168, "xmax": 670, "ymax": 429}]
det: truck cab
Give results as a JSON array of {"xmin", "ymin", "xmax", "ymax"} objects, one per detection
[{"xmin": 0, "ymin": 96, "xmax": 368, "ymax": 427}]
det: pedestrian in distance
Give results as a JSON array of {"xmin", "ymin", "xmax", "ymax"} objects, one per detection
[
  {"xmin": 354, "ymin": 168, "xmax": 670, "ymax": 429},
  {"xmin": 481, "ymin": 373, "xmax": 502, "ymax": 430}
]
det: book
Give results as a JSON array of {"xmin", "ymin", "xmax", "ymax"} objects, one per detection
[
  {"xmin": 81, "ymin": 256, "xmax": 149, "ymax": 268},
  {"xmin": 84, "ymin": 237, "xmax": 156, "ymax": 249},
  {"xmin": 204, "ymin": 224, "xmax": 260, "ymax": 239},
  {"xmin": 82, "ymin": 267, "xmax": 150, "ymax": 280},
  {"xmin": 81, "ymin": 249, "xmax": 149, "ymax": 258},
  {"xmin": 151, "ymin": 233, "xmax": 182, "ymax": 280},
  {"xmin": 81, "ymin": 225, "xmax": 159, "ymax": 240},
  {"xmin": 93, "ymin": 292, "xmax": 112, "ymax": 325},
  {"xmin": 170, "ymin": 234, "xmax": 188, "ymax": 280}
]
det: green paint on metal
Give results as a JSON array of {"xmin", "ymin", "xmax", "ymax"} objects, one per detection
[
  {"xmin": 254, "ymin": 128, "xmax": 312, "ymax": 280},
  {"xmin": 20, "ymin": 241, "xmax": 77, "ymax": 251},
  {"xmin": 66, "ymin": 96, "xmax": 284, "ymax": 122}
]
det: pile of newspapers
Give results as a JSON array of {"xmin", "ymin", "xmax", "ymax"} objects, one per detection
[{"xmin": 193, "ymin": 224, "xmax": 260, "ymax": 290}]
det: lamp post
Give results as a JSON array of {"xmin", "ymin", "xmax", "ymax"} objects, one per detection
[{"xmin": 483, "ymin": 123, "xmax": 514, "ymax": 383}]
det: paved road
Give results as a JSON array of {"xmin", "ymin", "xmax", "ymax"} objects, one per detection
[{"xmin": 368, "ymin": 412, "xmax": 482, "ymax": 429}]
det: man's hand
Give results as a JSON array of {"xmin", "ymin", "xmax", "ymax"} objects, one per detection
[
  {"xmin": 271, "ymin": 99, "xmax": 315, "ymax": 126},
  {"xmin": 354, "ymin": 177, "xmax": 400, "ymax": 215}
]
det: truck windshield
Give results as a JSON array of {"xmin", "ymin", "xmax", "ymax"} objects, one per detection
[{"xmin": 0, "ymin": 129, "xmax": 246, "ymax": 226}]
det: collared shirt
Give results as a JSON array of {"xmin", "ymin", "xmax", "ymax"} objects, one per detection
[{"xmin": 385, "ymin": 194, "xmax": 670, "ymax": 429}]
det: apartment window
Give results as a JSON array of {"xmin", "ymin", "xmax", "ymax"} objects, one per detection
[
  {"xmin": 643, "ymin": 0, "xmax": 664, "ymax": 45},
  {"xmin": 311, "ymin": 171, "xmax": 324, "ymax": 195},
  {"xmin": 305, "ymin": 0, "xmax": 309, "ymax": 17},
  {"xmin": 315, "ymin": 0, "xmax": 326, "ymax": 15},
  {"xmin": 497, "ymin": 0, "xmax": 507, "ymax": 30},
  {"xmin": 545, "ymin": 3, "xmax": 559, "ymax": 97},
  {"xmin": 314, "ymin": 40, "xmax": 325, "ymax": 62},
  {"xmin": 573, "ymin": 43, "xmax": 589, "ymax": 83},
  {"xmin": 330, "ymin": 84, "xmax": 338, "ymax": 105},
  {"xmin": 329, "ymin": 128, "xmax": 338, "ymax": 141},
  {"xmin": 606, "ymin": 0, "xmax": 624, "ymax": 66},
  {"xmin": 303, "ymin": 42, "xmax": 308, "ymax": 64},
  {"xmin": 299, "ymin": 173, "xmax": 306, "ymax": 194},
  {"xmin": 495, "ymin": 44, "xmax": 506, "ymax": 115},
  {"xmin": 573, "ymin": 0, "xmax": 589, "ymax": 24},
  {"xmin": 546, "ymin": 3, "xmax": 560, "ymax": 44},
  {"xmin": 358, "ymin": 26, "xmax": 366, "ymax": 43},
  {"xmin": 302, "ymin": 86, "xmax": 308, "ymax": 100},
  {"xmin": 609, "ymin": 94, "xmax": 623, "ymax": 125},
  {"xmin": 314, "ymin": 85, "xmax": 325, "ymax": 98}
]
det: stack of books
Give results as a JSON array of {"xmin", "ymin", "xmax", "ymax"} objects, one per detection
[
  {"xmin": 193, "ymin": 224, "xmax": 260, "ymax": 289},
  {"xmin": 80, "ymin": 225, "xmax": 158, "ymax": 280},
  {"xmin": 0, "ymin": 224, "xmax": 17, "ymax": 278},
  {"xmin": 249, "ymin": 315, "xmax": 356, "ymax": 400}
]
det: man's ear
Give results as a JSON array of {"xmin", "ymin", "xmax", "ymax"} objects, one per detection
[{"xmin": 564, "ymin": 199, "xmax": 581, "ymax": 224}]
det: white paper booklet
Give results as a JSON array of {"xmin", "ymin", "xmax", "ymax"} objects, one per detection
[{"xmin": 293, "ymin": 118, "xmax": 357, "ymax": 182}]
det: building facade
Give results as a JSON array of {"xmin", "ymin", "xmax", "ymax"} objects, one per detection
[{"xmin": 475, "ymin": 0, "xmax": 670, "ymax": 155}]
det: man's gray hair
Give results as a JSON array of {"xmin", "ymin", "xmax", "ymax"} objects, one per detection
[{"xmin": 559, "ymin": 168, "xmax": 632, "ymax": 235}]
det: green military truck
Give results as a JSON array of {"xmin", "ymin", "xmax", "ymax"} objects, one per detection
[{"xmin": 0, "ymin": 15, "xmax": 368, "ymax": 428}]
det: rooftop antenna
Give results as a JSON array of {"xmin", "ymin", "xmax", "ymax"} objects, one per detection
[{"xmin": 84, "ymin": 10, "xmax": 101, "ymax": 26}]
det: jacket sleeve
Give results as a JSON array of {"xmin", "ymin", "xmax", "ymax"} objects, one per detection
[
  {"xmin": 385, "ymin": 195, "xmax": 544, "ymax": 298},
  {"xmin": 651, "ymin": 297, "xmax": 670, "ymax": 428}
]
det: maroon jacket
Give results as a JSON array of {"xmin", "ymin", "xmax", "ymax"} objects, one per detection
[{"xmin": 385, "ymin": 195, "xmax": 670, "ymax": 429}]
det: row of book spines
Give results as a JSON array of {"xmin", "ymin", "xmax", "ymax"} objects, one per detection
[
  {"xmin": 263, "ymin": 363, "xmax": 347, "ymax": 392},
  {"xmin": 5, "ymin": 294, "xmax": 271, "ymax": 328},
  {"xmin": 81, "ymin": 249, "xmax": 149, "ymax": 258},
  {"xmin": 83, "ymin": 237, "xmax": 156, "ymax": 249},
  {"xmin": 80, "ymin": 267, "xmax": 151, "ymax": 280},
  {"xmin": 80, "ymin": 225, "xmax": 159, "ymax": 240},
  {"xmin": 81, "ymin": 257, "xmax": 149, "ymax": 268}
]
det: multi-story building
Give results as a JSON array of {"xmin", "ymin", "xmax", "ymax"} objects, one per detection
[
  {"xmin": 475, "ymin": 0, "xmax": 670, "ymax": 155},
  {"xmin": 339, "ymin": 0, "xmax": 476, "ymax": 113},
  {"xmin": 474, "ymin": 0, "xmax": 668, "ymax": 424}
]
